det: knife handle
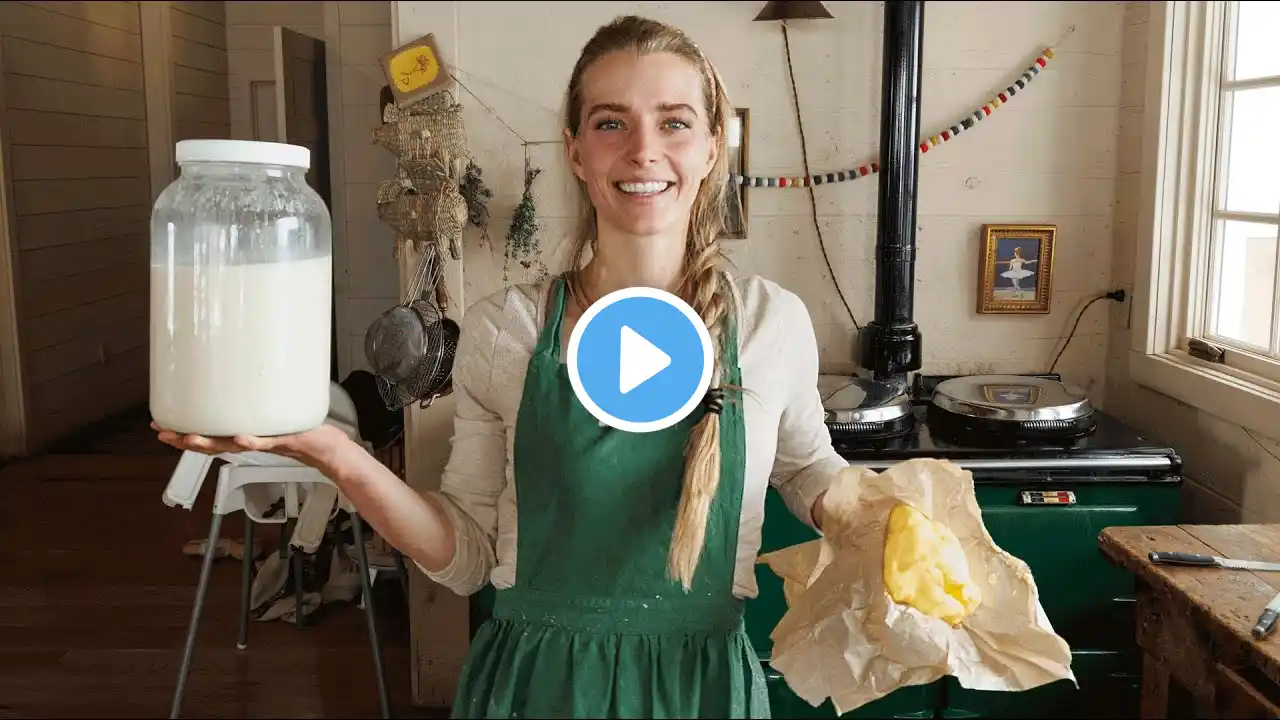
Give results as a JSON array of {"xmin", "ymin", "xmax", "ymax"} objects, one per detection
[
  {"xmin": 1254, "ymin": 609, "xmax": 1280, "ymax": 640},
  {"xmin": 1149, "ymin": 551, "xmax": 1218, "ymax": 566}
]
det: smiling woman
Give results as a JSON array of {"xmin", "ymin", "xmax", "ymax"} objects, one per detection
[
  {"xmin": 155, "ymin": 14, "xmax": 850, "ymax": 720},
  {"xmin": 418, "ymin": 16, "xmax": 850, "ymax": 719}
]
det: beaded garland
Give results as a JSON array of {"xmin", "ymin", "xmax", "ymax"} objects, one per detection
[{"xmin": 733, "ymin": 48, "xmax": 1057, "ymax": 189}]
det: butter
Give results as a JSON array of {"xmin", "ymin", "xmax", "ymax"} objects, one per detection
[{"xmin": 882, "ymin": 502, "xmax": 982, "ymax": 626}]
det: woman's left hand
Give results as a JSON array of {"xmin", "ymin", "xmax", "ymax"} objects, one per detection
[{"xmin": 152, "ymin": 421, "xmax": 349, "ymax": 472}]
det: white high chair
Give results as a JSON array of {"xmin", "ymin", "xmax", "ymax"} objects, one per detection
[{"xmin": 161, "ymin": 383, "xmax": 404, "ymax": 719}]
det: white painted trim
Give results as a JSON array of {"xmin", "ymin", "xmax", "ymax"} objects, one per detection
[
  {"xmin": 322, "ymin": 2, "xmax": 353, "ymax": 380},
  {"xmin": 0, "ymin": 30, "xmax": 28, "ymax": 457},
  {"xmin": 392, "ymin": 1, "xmax": 467, "ymax": 493},
  {"xmin": 1128, "ymin": 0, "xmax": 1280, "ymax": 438},
  {"xmin": 392, "ymin": 6, "xmax": 473, "ymax": 711},
  {"xmin": 271, "ymin": 26, "xmax": 289, "ymax": 144}
]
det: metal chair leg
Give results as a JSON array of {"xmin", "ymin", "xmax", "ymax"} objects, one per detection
[
  {"xmin": 237, "ymin": 518, "xmax": 255, "ymax": 650},
  {"xmin": 392, "ymin": 549, "xmax": 410, "ymax": 600},
  {"xmin": 278, "ymin": 518, "xmax": 290, "ymax": 558},
  {"xmin": 352, "ymin": 513, "xmax": 392, "ymax": 719},
  {"xmin": 292, "ymin": 547, "xmax": 306, "ymax": 629},
  {"xmin": 170, "ymin": 512, "xmax": 224, "ymax": 719}
]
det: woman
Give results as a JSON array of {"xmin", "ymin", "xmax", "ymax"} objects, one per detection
[{"xmin": 157, "ymin": 15, "xmax": 849, "ymax": 719}]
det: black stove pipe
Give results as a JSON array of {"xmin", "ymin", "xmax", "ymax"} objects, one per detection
[{"xmin": 860, "ymin": 0, "xmax": 925, "ymax": 392}]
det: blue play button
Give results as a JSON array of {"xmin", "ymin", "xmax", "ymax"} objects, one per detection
[{"xmin": 567, "ymin": 286, "xmax": 713, "ymax": 433}]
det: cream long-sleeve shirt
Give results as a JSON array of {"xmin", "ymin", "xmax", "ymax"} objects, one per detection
[{"xmin": 418, "ymin": 272, "xmax": 849, "ymax": 599}]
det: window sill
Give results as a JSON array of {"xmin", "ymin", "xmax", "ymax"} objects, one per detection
[{"xmin": 1128, "ymin": 349, "xmax": 1280, "ymax": 438}]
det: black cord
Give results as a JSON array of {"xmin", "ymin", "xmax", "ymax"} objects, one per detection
[
  {"xmin": 1048, "ymin": 289, "xmax": 1126, "ymax": 374},
  {"xmin": 781, "ymin": 23, "xmax": 860, "ymax": 331}
]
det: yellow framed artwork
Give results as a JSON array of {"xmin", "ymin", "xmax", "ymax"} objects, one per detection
[
  {"xmin": 977, "ymin": 224, "xmax": 1056, "ymax": 314},
  {"xmin": 380, "ymin": 34, "xmax": 453, "ymax": 108}
]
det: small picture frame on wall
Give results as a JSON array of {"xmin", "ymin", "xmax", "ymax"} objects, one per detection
[
  {"xmin": 380, "ymin": 33, "xmax": 453, "ymax": 108},
  {"xmin": 977, "ymin": 224, "xmax": 1056, "ymax": 314},
  {"xmin": 721, "ymin": 108, "xmax": 750, "ymax": 240}
]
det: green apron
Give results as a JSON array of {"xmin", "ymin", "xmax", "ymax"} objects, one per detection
[{"xmin": 451, "ymin": 275, "xmax": 769, "ymax": 719}]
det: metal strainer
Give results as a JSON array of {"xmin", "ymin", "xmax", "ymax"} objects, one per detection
[{"xmin": 364, "ymin": 248, "xmax": 459, "ymax": 411}]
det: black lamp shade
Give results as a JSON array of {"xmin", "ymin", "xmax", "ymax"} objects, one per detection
[{"xmin": 753, "ymin": 1, "xmax": 835, "ymax": 21}]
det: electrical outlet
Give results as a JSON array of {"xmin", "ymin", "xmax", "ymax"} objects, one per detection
[{"xmin": 1112, "ymin": 282, "xmax": 1134, "ymax": 330}]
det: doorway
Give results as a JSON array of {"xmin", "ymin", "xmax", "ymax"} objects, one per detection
[
  {"xmin": 272, "ymin": 27, "xmax": 338, "ymax": 383},
  {"xmin": 255, "ymin": 29, "xmax": 339, "ymax": 383}
]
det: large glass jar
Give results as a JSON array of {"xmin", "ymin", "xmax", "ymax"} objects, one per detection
[{"xmin": 150, "ymin": 139, "xmax": 333, "ymax": 438}]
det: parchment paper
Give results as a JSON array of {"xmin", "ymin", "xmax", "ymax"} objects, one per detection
[{"xmin": 758, "ymin": 458, "xmax": 1075, "ymax": 715}]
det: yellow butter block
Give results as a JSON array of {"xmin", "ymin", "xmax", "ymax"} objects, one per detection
[{"xmin": 883, "ymin": 502, "xmax": 982, "ymax": 626}]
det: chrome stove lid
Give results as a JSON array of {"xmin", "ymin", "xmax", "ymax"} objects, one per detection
[
  {"xmin": 819, "ymin": 374, "xmax": 912, "ymax": 424},
  {"xmin": 930, "ymin": 374, "xmax": 1092, "ymax": 423}
]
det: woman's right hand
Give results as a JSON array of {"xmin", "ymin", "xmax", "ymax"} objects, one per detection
[{"xmin": 153, "ymin": 421, "xmax": 353, "ymax": 473}]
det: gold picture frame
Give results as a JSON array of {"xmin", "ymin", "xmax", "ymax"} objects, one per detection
[
  {"xmin": 721, "ymin": 108, "xmax": 750, "ymax": 240},
  {"xmin": 977, "ymin": 224, "xmax": 1056, "ymax": 314}
]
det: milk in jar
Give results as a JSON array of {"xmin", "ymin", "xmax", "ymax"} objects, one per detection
[{"xmin": 150, "ymin": 140, "xmax": 333, "ymax": 437}]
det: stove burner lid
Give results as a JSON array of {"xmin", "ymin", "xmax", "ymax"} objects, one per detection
[
  {"xmin": 930, "ymin": 374, "xmax": 1093, "ymax": 423},
  {"xmin": 819, "ymin": 374, "xmax": 912, "ymax": 425}
]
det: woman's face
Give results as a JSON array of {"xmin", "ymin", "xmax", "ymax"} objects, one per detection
[{"xmin": 565, "ymin": 50, "xmax": 719, "ymax": 240}]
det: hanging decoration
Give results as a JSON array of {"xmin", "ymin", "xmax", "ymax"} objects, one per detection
[
  {"xmin": 505, "ymin": 160, "xmax": 547, "ymax": 281},
  {"xmin": 440, "ymin": 70, "xmax": 557, "ymax": 281},
  {"xmin": 731, "ymin": 47, "xmax": 1059, "ymax": 189},
  {"xmin": 459, "ymin": 160, "xmax": 495, "ymax": 247},
  {"xmin": 372, "ymin": 92, "xmax": 476, "ymax": 268}
]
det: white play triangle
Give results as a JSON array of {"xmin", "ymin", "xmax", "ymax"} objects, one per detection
[{"xmin": 619, "ymin": 325, "xmax": 671, "ymax": 394}]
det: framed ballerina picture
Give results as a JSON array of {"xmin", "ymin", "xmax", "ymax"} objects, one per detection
[{"xmin": 977, "ymin": 224, "xmax": 1056, "ymax": 314}]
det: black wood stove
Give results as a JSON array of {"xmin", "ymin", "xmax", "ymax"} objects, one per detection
[{"xmin": 745, "ymin": 2, "xmax": 1185, "ymax": 719}]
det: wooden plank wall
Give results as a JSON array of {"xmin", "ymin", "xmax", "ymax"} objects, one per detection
[
  {"xmin": 0, "ymin": 1, "xmax": 228, "ymax": 449},
  {"xmin": 168, "ymin": 2, "xmax": 230, "ymax": 144}
]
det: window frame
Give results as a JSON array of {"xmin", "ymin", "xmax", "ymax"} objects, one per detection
[{"xmin": 1131, "ymin": 0, "xmax": 1280, "ymax": 437}]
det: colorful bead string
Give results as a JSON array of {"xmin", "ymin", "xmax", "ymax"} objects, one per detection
[{"xmin": 733, "ymin": 48, "xmax": 1057, "ymax": 188}]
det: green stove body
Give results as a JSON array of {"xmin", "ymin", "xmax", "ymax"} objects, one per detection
[{"xmin": 747, "ymin": 375, "xmax": 1183, "ymax": 720}]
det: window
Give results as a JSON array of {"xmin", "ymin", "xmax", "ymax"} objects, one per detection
[
  {"xmin": 1202, "ymin": 2, "xmax": 1280, "ymax": 374},
  {"xmin": 1131, "ymin": 1, "xmax": 1280, "ymax": 436}
]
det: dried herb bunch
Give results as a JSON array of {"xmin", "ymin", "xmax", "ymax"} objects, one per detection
[
  {"xmin": 505, "ymin": 166, "xmax": 543, "ymax": 276},
  {"xmin": 459, "ymin": 160, "xmax": 493, "ymax": 245}
]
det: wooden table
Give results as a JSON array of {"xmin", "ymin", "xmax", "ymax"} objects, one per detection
[{"xmin": 1099, "ymin": 524, "xmax": 1280, "ymax": 719}]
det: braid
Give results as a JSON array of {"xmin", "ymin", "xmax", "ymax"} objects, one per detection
[
  {"xmin": 668, "ymin": 239, "xmax": 729, "ymax": 591},
  {"xmin": 557, "ymin": 14, "xmax": 738, "ymax": 591}
]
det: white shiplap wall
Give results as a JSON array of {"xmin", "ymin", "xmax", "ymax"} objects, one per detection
[
  {"xmin": 402, "ymin": 0, "xmax": 1124, "ymax": 400},
  {"xmin": 392, "ymin": 0, "xmax": 1130, "ymax": 707}
]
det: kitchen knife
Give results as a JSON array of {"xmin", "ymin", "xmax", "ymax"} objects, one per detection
[
  {"xmin": 1148, "ymin": 550, "xmax": 1280, "ymax": 572},
  {"xmin": 1253, "ymin": 591, "xmax": 1280, "ymax": 640}
]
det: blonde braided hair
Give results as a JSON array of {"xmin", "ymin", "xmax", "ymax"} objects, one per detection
[{"xmin": 563, "ymin": 15, "xmax": 735, "ymax": 591}]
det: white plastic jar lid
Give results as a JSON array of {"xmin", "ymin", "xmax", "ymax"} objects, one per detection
[{"xmin": 175, "ymin": 139, "xmax": 311, "ymax": 170}]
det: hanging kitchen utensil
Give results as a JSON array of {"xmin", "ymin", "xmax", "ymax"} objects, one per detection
[{"xmin": 363, "ymin": 246, "xmax": 459, "ymax": 411}]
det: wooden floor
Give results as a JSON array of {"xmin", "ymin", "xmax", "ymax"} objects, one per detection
[{"xmin": 0, "ymin": 407, "xmax": 444, "ymax": 719}]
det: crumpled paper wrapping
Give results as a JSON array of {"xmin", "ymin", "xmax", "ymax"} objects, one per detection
[{"xmin": 758, "ymin": 458, "xmax": 1075, "ymax": 715}]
